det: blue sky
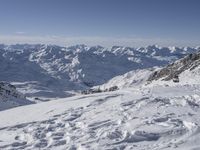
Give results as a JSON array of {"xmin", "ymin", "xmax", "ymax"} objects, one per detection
[{"xmin": 0, "ymin": 0, "xmax": 200, "ymax": 47}]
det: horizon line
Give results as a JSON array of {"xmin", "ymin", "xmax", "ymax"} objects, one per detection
[{"xmin": 0, "ymin": 35, "xmax": 199, "ymax": 48}]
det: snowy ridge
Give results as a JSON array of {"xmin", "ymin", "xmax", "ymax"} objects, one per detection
[
  {"xmin": 0, "ymin": 82, "xmax": 33, "ymax": 111},
  {"xmin": 96, "ymin": 68, "xmax": 154, "ymax": 90},
  {"xmin": 148, "ymin": 51, "xmax": 200, "ymax": 83},
  {"xmin": 90, "ymin": 49, "xmax": 200, "ymax": 91},
  {"xmin": 0, "ymin": 44, "xmax": 199, "ymax": 100}
]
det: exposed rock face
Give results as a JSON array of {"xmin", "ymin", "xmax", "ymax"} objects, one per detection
[
  {"xmin": 148, "ymin": 51, "xmax": 200, "ymax": 81},
  {"xmin": 0, "ymin": 82, "xmax": 34, "ymax": 111},
  {"xmin": 0, "ymin": 82, "xmax": 23, "ymax": 99}
]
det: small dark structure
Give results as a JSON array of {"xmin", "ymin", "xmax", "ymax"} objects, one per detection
[
  {"xmin": 81, "ymin": 86, "xmax": 119, "ymax": 95},
  {"xmin": 173, "ymin": 75, "xmax": 179, "ymax": 83},
  {"xmin": 108, "ymin": 86, "xmax": 119, "ymax": 91}
]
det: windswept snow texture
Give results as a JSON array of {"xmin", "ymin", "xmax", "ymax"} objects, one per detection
[
  {"xmin": 0, "ymin": 82, "xmax": 33, "ymax": 111},
  {"xmin": 97, "ymin": 68, "xmax": 154, "ymax": 90},
  {"xmin": 0, "ymin": 84, "xmax": 200, "ymax": 149},
  {"xmin": 0, "ymin": 44, "xmax": 199, "ymax": 100}
]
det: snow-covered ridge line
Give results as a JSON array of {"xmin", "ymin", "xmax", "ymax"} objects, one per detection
[
  {"xmin": 0, "ymin": 43, "xmax": 199, "ymax": 52},
  {"xmin": 148, "ymin": 51, "xmax": 200, "ymax": 82},
  {"xmin": 84, "ymin": 49, "xmax": 200, "ymax": 94}
]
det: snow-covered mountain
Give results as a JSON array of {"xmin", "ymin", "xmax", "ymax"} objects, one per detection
[
  {"xmin": 0, "ymin": 72, "xmax": 200, "ymax": 149},
  {"xmin": 1, "ymin": 46, "xmax": 200, "ymax": 149},
  {"xmin": 148, "ymin": 50, "xmax": 200, "ymax": 84},
  {"xmin": 0, "ymin": 44, "xmax": 199, "ymax": 100},
  {"xmin": 99, "ymin": 49, "xmax": 200, "ymax": 90},
  {"xmin": 0, "ymin": 82, "xmax": 33, "ymax": 111}
]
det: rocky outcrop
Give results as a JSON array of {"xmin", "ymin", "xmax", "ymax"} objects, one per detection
[
  {"xmin": 0, "ymin": 82, "xmax": 34, "ymax": 111},
  {"xmin": 81, "ymin": 86, "xmax": 119, "ymax": 95},
  {"xmin": 148, "ymin": 51, "xmax": 200, "ymax": 81}
]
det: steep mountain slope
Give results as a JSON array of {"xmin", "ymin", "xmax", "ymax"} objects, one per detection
[
  {"xmin": 0, "ymin": 44, "xmax": 199, "ymax": 100},
  {"xmin": 0, "ymin": 82, "xmax": 33, "ymax": 111},
  {"xmin": 148, "ymin": 50, "xmax": 200, "ymax": 83},
  {"xmin": 86, "ymin": 48, "xmax": 200, "ymax": 91}
]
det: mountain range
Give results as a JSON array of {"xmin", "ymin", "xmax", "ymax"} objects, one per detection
[
  {"xmin": 1, "ymin": 44, "xmax": 200, "ymax": 149},
  {"xmin": 0, "ymin": 44, "xmax": 199, "ymax": 101}
]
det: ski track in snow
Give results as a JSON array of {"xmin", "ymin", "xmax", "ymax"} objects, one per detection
[{"xmin": 0, "ymin": 86, "xmax": 200, "ymax": 150}]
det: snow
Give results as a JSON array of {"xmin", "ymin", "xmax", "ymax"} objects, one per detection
[
  {"xmin": 0, "ymin": 83, "xmax": 200, "ymax": 149},
  {"xmin": 1, "ymin": 44, "xmax": 200, "ymax": 149},
  {"xmin": 97, "ymin": 68, "xmax": 153, "ymax": 90}
]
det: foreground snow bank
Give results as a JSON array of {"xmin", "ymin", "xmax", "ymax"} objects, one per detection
[{"xmin": 0, "ymin": 84, "xmax": 200, "ymax": 149}]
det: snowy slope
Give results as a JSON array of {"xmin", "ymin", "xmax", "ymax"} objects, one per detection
[
  {"xmin": 0, "ymin": 44, "xmax": 199, "ymax": 100},
  {"xmin": 96, "ymin": 68, "xmax": 154, "ymax": 90},
  {"xmin": 0, "ymin": 84, "xmax": 200, "ymax": 149},
  {"xmin": 148, "ymin": 51, "xmax": 200, "ymax": 85},
  {"xmin": 0, "ymin": 82, "xmax": 33, "ymax": 111},
  {"xmin": 93, "ymin": 50, "xmax": 200, "ymax": 91}
]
